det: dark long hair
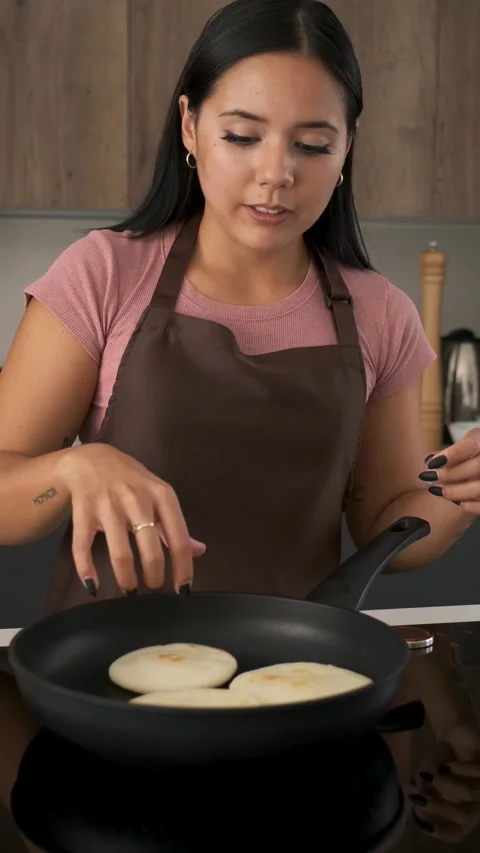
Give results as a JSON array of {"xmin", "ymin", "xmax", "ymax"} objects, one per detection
[{"xmin": 110, "ymin": 0, "xmax": 372, "ymax": 271}]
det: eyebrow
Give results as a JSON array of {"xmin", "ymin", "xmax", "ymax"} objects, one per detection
[{"xmin": 219, "ymin": 109, "xmax": 339, "ymax": 133}]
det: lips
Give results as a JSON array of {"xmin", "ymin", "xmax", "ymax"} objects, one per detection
[
  {"xmin": 245, "ymin": 204, "xmax": 293, "ymax": 226},
  {"xmin": 250, "ymin": 205, "xmax": 291, "ymax": 214}
]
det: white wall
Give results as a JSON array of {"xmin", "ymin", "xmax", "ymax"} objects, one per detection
[{"xmin": 1, "ymin": 213, "xmax": 480, "ymax": 364}]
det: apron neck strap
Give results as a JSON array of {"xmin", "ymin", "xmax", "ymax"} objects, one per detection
[
  {"xmin": 316, "ymin": 252, "xmax": 360, "ymax": 348},
  {"xmin": 150, "ymin": 214, "xmax": 360, "ymax": 350},
  {"xmin": 150, "ymin": 212, "xmax": 202, "ymax": 311}
]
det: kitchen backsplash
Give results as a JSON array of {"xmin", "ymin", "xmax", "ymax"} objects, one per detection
[{"xmin": 1, "ymin": 213, "xmax": 480, "ymax": 365}]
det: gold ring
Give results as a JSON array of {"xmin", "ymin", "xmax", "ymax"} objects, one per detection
[{"xmin": 131, "ymin": 522, "xmax": 156, "ymax": 535}]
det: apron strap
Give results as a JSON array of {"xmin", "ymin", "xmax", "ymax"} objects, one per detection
[
  {"xmin": 317, "ymin": 253, "xmax": 360, "ymax": 348},
  {"xmin": 150, "ymin": 212, "xmax": 202, "ymax": 311},
  {"xmin": 150, "ymin": 213, "xmax": 360, "ymax": 351}
]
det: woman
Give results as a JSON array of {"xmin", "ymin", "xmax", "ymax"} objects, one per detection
[{"xmin": 0, "ymin": 0, "xmax": 478, "ymax": 611}]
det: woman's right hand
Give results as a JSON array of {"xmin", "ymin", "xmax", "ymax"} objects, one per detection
[{"xmin": 56, "ymin": 443, "xmax": 206, "ymax": 595}]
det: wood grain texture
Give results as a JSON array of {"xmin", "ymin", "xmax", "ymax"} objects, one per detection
[
  {"xmin": 435, "ymin": 0, "xmax": 480, "ymax": 218},
  {"xmin": 1, "ymin": 0, "xmax": 477, "ymax": 219},
  {"xmin": 328, "ymin": 0, "xmax": 438, "ymax": 218},
  {"xmin": 0, "ymin": 0, "xmax": 128, "ymax": 209},
  {"xmin": 128, "ymin": 0, "xmax": 227, "ymax": 209}
]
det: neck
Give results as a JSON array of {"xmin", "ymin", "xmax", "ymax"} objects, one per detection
[{"xmin": 188, "ymin": 209, "xmax": 311, "ymax": 306}]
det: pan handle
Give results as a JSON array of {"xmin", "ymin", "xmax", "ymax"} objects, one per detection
[{"xmin": 305, "ymin": 516, "xmax": 431, "ymax": 610}]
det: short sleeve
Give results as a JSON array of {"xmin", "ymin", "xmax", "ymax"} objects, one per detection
[
  {"xmin": 370, "ymin": 282, "xmax": 437, "ymax": 401},
  {"xmin": 24, "ymin": 230, "xmax": 120, "ymax": 365}
]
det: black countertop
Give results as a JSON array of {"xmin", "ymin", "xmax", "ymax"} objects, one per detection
[{"xmin": 1, "ymin": 617, "xmax": 480, "ymax": 852}]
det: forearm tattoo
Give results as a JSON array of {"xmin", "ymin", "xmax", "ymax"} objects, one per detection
[
  {"xmin": 32, "ymin": 487, "xmax": 58, "ymax": 507},
  {"xmin": 31, "ymin": 438, "xmax": 71, "ymax": 507}
]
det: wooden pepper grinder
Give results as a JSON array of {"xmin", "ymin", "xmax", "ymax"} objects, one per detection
[{"xmin": 420, "ymin": 241, "xmax": 447, "ymax": 454}]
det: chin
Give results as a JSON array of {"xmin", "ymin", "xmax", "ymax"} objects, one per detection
[{"xmin": 233, "ymin": 219, "xmax": 300, "ymax": 253}]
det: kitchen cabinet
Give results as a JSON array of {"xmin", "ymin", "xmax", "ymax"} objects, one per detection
[
  {"xmin": 0, "ymin": 0, "xmax": 128, "ymax": 210},
  {"xmin": 329, "ymin": 0, "xmax": 438, "ymax": 218},
  {"xmin": 0, "ymin": 0, "xmax": 478, "ymax": 219},
  {"xmin": 330, "ymin": 0, "xmax": 480, "ymax": 220},
  {"xmin": 128, "ymin": 0, "xmax": 227, "ymax": 209},
  {"xmin": 435, "ymin": 0, "xmax": 480, "ymax": 219},
  {"xmin": 0, "ymin": 0, "xmax": 226, "ymax": 211}
]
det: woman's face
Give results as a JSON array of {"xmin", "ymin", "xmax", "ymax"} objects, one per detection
[{"xmin": 180, "ymin": 52, "xmax": 351, "ymax": 252}]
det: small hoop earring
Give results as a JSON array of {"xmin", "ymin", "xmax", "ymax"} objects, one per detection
[
  {"xmin": 186, "ymin": 152, "xmax": 197, "ymax": 169},
  {"xmin": 336, "ymin": 173, "xmax": 344, "ymax": 188}
]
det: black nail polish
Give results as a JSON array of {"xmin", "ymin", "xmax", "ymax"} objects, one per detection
[
  {"xmin": 427, "ymin": 454, "xmax": 448, "ymax": 470},
  {"xmin": 419, "ymin": 771, "xmax": 434, "ymax": 783},
  {"xmin": 438, "ymin": 764, "xmax": 452, "ymax": 774},
  {"xmin": 428, "ymin": 486, "xmax": 444, "ymax": 497},
  {"xmin": 413, "ymin": 816, "xmax": 435, "ymax": 834},
  {"xmin": 419, "ymin": 471, "xmax": 438, "ymax": 482},
  {"xmin": 84, "ymin": 577, "xmax": 97, "ymax": 598},
  {"xmin": 179, "ymin": 583, "xmax": 191, "ymax": 599},
  {"xmin": 122, "ymin": 588, "xmax": 138, "ymax": 597},
  {"xmin": 409, "ymin": 793, "xmax": 427, "ymax": 807},
  {"xmin": 424, "ymin": 453, "xmax": 435, "ymax": 464}
]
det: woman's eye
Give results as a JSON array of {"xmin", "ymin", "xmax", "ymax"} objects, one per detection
[
  {"xmin": 222, "ymin": 132, "xmax": 257, "ymax": 146},
  {"xmin": 298, "ymin": 143, "xmax": 332, "ymax": 155},
  {"xmin": 221, "ymin": 133, "xmax": 332, "ymax": 155}
]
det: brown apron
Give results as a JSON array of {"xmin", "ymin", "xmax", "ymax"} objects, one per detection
[{"xmin": 45, "ymin": 213, "xmax": 366, "ymax": 614}]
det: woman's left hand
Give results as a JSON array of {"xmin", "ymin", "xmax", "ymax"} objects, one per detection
[
  {"xmin": 420, "ymin": 428, "xmax": 480, "ymax": 514},
  {"xmin": 411, "ymin": 721, "xmax": 480, "ymax": 841}
]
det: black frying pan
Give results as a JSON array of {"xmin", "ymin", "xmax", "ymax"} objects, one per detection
[{"xmin": 9, "ymin": 516, "xmax": 430, "ymax": 764}]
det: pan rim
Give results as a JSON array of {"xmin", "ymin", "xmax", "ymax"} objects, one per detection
[{"xmin": 8, "ymin": 595, "xmax": 408, "ymax": 719}]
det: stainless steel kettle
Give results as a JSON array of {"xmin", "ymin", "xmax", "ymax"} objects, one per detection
[{"xmin": 442, "ymin": 329, "xmax": 480, "ymax": 424}]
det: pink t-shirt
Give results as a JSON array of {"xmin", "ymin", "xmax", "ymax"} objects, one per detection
[{"xmin": 24, "ymin": 226, "xmax": 436, "ymax": 443}]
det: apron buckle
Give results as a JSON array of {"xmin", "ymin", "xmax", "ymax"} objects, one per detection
[{"xmin": 324, "ymin": 293, "xmax": 354, "ymax": 309}]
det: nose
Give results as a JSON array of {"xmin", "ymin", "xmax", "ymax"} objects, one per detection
[{"xmin": 255, "ymin": 142, "xmax": 295, "ymax": 190}]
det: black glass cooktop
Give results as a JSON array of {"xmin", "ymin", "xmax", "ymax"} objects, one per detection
[{"xmin": 1, "ymin": 619, "xmax": 480, "ymax": 852}]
